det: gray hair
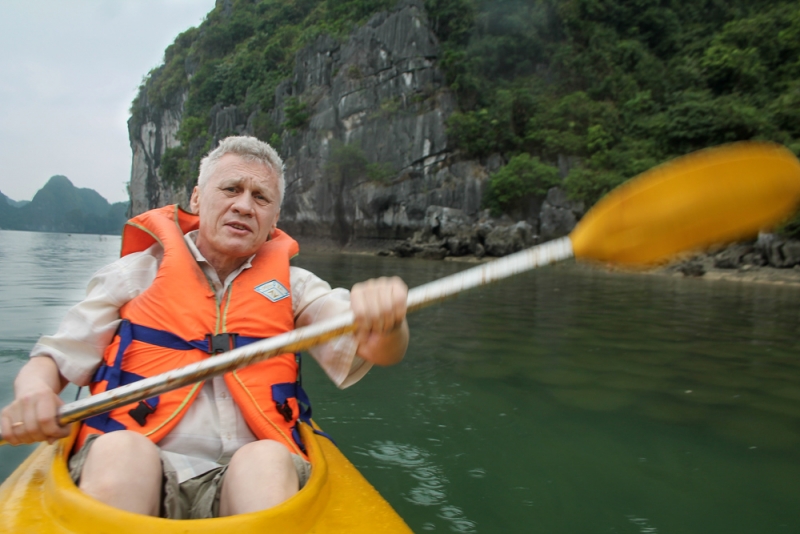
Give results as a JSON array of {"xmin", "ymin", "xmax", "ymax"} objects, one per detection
[{"xmin": 197, "ymin": 136, "xmax": 285, "ymax": 205}]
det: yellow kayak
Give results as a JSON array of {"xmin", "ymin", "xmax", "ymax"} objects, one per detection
[{"xmin": 0, "ymin": 423, "xmax": 412, "ymax": 533}]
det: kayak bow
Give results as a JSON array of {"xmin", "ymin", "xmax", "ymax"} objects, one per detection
[{"xmin": 0, "ymin": 423, "xmax": 412, "ymax": 533}]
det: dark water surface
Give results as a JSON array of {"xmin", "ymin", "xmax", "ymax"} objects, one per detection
[{"xmin": 1, "ymin": 229, "xmax": 799, "ymax": 533}]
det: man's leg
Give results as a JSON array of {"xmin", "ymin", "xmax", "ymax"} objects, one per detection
[
  {"xmin": 79, "ymin": 431, "xmax": 163, "ymax": 516},
  {"xmin": 218, "ymin": 440, "xmax": 299, "ymax": 516}
]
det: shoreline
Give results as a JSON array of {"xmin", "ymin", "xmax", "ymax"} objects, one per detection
[
  {"xmin": 295, "ymin": 235, "xmax": 800, "ymax": 287},
  {"xmin": 584, "ymin": 260, "xmax": 800, "ymax": 287}
]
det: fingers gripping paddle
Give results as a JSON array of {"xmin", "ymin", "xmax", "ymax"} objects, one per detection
[{"xmin": 2, "ymin": 142, "xmax": 800, "ymax": 445}]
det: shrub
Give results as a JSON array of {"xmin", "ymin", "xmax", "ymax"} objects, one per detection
[
  {"xmin": 283, "ymin": 97, "xmax": 311, "ymax": 131},
  {"xmin": 324, "ymin": 142, "xmax": 395, "ymax": 185},
  {"xmin": 159, "ymin": 146, "xmax": 194, "ymax": 188},
  {"xmin": 485, "ymin": 153, "xmax": 560, "ymax": 215},
  {"xmin": 563, "ymin": 167, "xmax": 625, "ymax": 207}
]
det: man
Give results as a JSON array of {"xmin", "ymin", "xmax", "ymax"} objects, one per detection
[{"xmin": 1, "ymin": 136, "xmax": 409, "ymax": 518}]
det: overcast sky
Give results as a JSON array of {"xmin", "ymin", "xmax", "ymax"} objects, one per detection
[{"xmin": 0, "ymin": 0, "xmax": 216, "ymax": 204}]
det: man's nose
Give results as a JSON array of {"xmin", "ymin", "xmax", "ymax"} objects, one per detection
[{"xmin": 232, "ymin": 193, "xmax": 255, "ymax": 214}]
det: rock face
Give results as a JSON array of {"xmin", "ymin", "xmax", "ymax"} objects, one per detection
[
  {"xmin": 539, "ymin": 187, "xmax": 584, "ymax": 241},
  {"xmin": 128, "ymin": 91, "xmax": 188, "ymax": 217},
  {"xmin": 269, "ymin": 0, "xmax": 474, "ymax": 242},
  {"xmin": 127, "ymin": 0, "xmax": 581, "ymax": 248}
]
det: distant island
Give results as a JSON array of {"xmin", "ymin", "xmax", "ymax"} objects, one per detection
[{"xmin": 0, "ymin": 176, "xmax": 128, "ymax": 236}]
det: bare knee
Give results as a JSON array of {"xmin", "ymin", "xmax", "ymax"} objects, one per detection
[
  {"xmin": 220, "ymin": 440, "xmax": 299, "ymax": 516},
  {"xmin": 80, "ymin": 431, "xmax": 162, "ymax": 516}
]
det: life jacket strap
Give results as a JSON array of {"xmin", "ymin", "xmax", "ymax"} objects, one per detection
[
  {"xmin": 87, "ymin": 320, "xmax": 266, "ymax": 433},
  {"xmin": 91, "ymin": 320, "xmax": 268, "ymax": 386},
  {"xmin": 272, "ymin": 374, "xmax": 336, "ymax": 453},
  {"xmin": 85, "ymin": 320, "xmax": 162, "ymax": 433}
]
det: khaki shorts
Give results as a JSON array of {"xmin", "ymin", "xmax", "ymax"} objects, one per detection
[{"xmin": 69, "ymin": 434, "xmax": 312, "ymax": 519}]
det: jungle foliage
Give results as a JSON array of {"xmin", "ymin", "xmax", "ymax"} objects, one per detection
[
  {"xmin": 137, "ymin": 0, "xmax": 800, "ymax": 234},
  {"xmin": 433, "ymin": 0, "xmax": 800, "ymax": 221}
]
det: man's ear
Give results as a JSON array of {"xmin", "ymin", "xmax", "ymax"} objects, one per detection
[
  {"xmin": 268, "ymin": 211, "xmax": 280, "ymax": 240},
  {"xmin": 189, "ymin": 186, "xmax": 200, "ymax": 214}
]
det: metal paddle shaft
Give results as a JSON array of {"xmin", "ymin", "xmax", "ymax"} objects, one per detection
[{"xmin": 0, "ymin": 237, "xmax": 575, "ymax": 441}]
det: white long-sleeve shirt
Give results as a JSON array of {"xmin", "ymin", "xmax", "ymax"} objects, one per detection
[{"xmin": 31, "ymin": 231, "xmax": 368, "ymax": 481}]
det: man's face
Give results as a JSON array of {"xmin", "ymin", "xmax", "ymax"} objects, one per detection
[{"xmin": 190, "ymin": 153, "xmax": 281, "ymax": 263}]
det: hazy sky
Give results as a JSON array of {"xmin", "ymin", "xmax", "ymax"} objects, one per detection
[{"xmin": 0, "ymin": 0, "xmax": 216, "ymax": 204}]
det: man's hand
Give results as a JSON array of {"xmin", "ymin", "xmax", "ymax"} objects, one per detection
[
  {"xmin": 350, "ymin": 276, "xmax": 409, "ymax": 365},
  {"xmin": 1, "ymin": 356, "xmax": 71, "ymax": 445}
]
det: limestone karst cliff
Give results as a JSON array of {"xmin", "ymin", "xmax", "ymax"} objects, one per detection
[
  {"xmin": 127, "ymin": 0, "xmax": 580, "ymax": 250},
  {"xmin": 128, "ymin": 0, "xmax": 800, "ymax": 254}
]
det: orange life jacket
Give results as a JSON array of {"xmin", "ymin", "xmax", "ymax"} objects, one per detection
[{"xmin": 76, "ymin": 205, "xmax": 310, "ymax": 459}]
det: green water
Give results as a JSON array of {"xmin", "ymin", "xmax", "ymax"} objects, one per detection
[{"xmin": 1, "ymin": 229, "xmax": 799, "ymax": 533}]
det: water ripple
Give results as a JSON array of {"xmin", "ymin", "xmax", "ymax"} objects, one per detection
[
  {"xmin": 627, "ymin": 515, "xmax": 659, "ymax": 533},
  {"xmin": 356, "ymin": 440, "xmax": 478, "ymax": 532}
]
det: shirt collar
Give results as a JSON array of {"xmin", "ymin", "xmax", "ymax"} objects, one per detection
[{"xmin": 183, "ymin": 230, "xmax": 256, "ymax": 271}]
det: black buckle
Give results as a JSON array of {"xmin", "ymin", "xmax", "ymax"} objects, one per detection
[
  {"xmin": 206, "ymin": 333, "xmax": 238, "ymax": 354},
  {"xmin": 275, "ymin": 401, "xmax": 293, "ymax": 422},
  {"xmin": 128, "ymin": 400, "xmax": 156, "ymax": 427}
]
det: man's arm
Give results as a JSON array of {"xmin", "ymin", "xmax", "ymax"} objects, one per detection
[
  {"xmin": 1, "ymin": 356, "xmax": 70, "ymax": 445},
  {"xmin": 1, "ymin": 245, "xmax": 162, "ymax": 445},
  {"xmin": 350, "ymin": 276, "xmax": 409, "ymax": 366}
]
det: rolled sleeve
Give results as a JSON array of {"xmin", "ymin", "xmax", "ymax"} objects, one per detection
[{"xmin": 291, "ymin": 267, "xmax": 372, "ymax": 388}]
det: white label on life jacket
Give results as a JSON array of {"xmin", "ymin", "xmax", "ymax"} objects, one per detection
[{"xmin": 254, "ymin": 280, "xmax": 290, "ymax": 302}]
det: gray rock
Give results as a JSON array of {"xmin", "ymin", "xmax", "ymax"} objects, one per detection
[
  {"xmin": 485, "ymin": 153, "xmax": 505, "ymax": 173},
  {"xmin": 765, "ymin": 240, "xmax": 785, "ymax": 267},
  {"xmin": 538, "ymin": 187, "xmax": 583, "ymax": 241},
  {"xmin": 476, "ymin": 221, "xmax": 494, "ymax": 240},
  {"xmin": 425, "ymin": 206, "xmax": 470, "ymax": 237},
  {"xmin": 545, "ymin": 187, "xmax": 571, "ymax": 209},
  {"xmin": 741, "ymin": 251, "xmax": 767, "ymax": 267},
  {"xmin": 445, "ymin": 235, "xmax": 474, "ymax": 256},
  {"xmin": 781, "ymin": 240, "xmax": 800, "ymax": 267},
  {"xmin": 484, "ymin": 221, "xmax": 534, "ymax": 257},
  {"xmin": 713, "ymin": 244, "xmax": 753, "ymax": 269},
  {"xmin": 760, "ymin": 238, "xmax": 800, "ymax": 268},
  {"xmin": 679, "ymin": 260, "xmax": 706, "ymax": 277},
  {"xmin": 392, "ymin": 241, "xmax": 422, "ymax": 257},
  {"xmin": 417, "ymin": 243, "xmax": 448, "ymax": 260}
]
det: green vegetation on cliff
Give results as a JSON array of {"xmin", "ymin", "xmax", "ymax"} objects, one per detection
[
  {"xmin": 135, "ymin": 0, "xmax": 800, "ymax": 231},
  {"xmin": 133, "ymin": 0, "xmax": 399, "ymax": 187},
  {"xmin": 438, "ymin": 0, "xmax": 800, "ymax": 212}
]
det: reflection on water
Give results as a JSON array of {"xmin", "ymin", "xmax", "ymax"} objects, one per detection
[
  {"xmin": 1, "ymin": 232, "xmax": 799, "ymax": 533},
  {"xmin": 628, "ymin": 515, "xmax": 659, "ymax": 533},
  {"xmin": 356, "ymin": 441, "xmax": 477, "ymax": 532}
]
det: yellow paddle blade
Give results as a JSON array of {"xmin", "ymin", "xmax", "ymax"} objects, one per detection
[{"xmin": 569, "ymin": 142, "xmax": 800, "ymax": 265}]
